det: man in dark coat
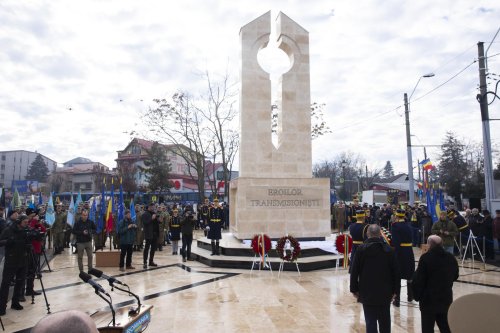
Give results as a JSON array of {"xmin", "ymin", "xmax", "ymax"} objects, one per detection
[
  {"xmin": 0, "ymin": 215, "xmax": 30, "ymax": 315},
  {"xmin": 72, "ymin": 210, "xmax": 96, "ymax": 273},
  {"xmin": 207, "ymin": 198, "xmax": 224, "ymax": 255},
  {"xmin": 118, "ymin": 209, "xmax": 137, "ymax": 271},
  {"xmin": 350, "ymin": 224, "xmax": 400, "ymax": 333},
  {"xmin": 391, "ymin": 209, "xmax": 416, "ymax": 307},
  {"xmin": 481, "ymin": 210, "xmax": 494, "ymax": 260},
  {"xmin": 412, "ymin": 235, "xmax": 459, "ymax": 333},
  {"xmin": 142, "ymin": 203, "xmax": 159, "ymax": 269},
  {"xmin": 180, "ymin": 211, "xmax": 196, "ymax": 262}
]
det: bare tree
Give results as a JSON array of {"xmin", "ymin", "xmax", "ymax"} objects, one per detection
[{"xmin": 196, "ymin": 70, "xmax": 238, "ymax": 199}]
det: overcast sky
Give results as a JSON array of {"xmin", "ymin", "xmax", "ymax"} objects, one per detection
[{"xmin": 1, "ymin": 0, "xmax": 499, "ymax": 176}]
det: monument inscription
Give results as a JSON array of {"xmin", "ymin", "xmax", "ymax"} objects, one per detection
[{"xmin": 248, "ymin": 187, "xmax": 323, "ymax": 209}]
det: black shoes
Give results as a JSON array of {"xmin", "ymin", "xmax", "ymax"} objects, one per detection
[
  {"xmin": 182, "ymin": 258, "xmax": 187, "ymax": 262},
  {"xmin": 11, "ymin": 303, "xmax": 24, "ymax": 310},
  {"xmin": 143, "ymin": 263, "xmax": 147, "ymax": 269},
  {"xmin": 27, "ymin": 290, "xmax": 42, "ymax": 296},
  {"xmin": 149, "ymin": 262, "xmax": 158, "ymax": 267},
  {"xmin": 392, "ymin": 298, "xmax": 400, "ymax": 307}
]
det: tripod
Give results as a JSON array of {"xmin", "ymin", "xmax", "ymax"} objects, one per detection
[
  {"xmin": 27, "ymin": 249, "xmax": 51, "ymax": 314},
  {"xmin": 461, "ymin": 230, "xmax": 485, "ymax": 267}
]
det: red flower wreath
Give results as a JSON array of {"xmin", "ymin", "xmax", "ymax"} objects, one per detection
[
  {"xmin": 276, "ymin": 235, "xmax": 301, "ymax": 262},
  {"xmin": 251, "ymin": 234, "xmax": 272, "ymax": 255},
  {"xmin": 335, "ymin": 234, "xmax": 353, "ymax": 254}
]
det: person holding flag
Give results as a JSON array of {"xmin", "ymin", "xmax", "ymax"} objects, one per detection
[{"xmin": 52, "ymin": 203, "xmax": 66, "ymax": 255}]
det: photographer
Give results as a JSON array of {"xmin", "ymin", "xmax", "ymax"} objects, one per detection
[
  {"xmin": 180, "ymin": 210, "xmax": 196, "ymax": 262},
  {"xmin": 26, "ymin": 207, "xmax": 46, "ymax": 297},
  {"xmin": 72, "ymin": 210, "xmax": 96, "ymax": 273},
  {"xmin": 0, "ymin": 215, "xmax": 30, "ymax": 315}
]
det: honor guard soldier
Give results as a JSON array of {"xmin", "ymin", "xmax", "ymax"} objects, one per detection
[
  {"xmin": 200, "ymin": 198, "xmax": 210, "ymax": 230},
  {"xmin": 391, "ymin": 209, "xmax": 415, "ymax": 307},
  {"xmin": 207, "ymin": 197, "xmax": 225, "ymax": 255},
  {"xmin": 169, "ymin": 209, "xmax": 182, "ymax": 255},
  {"xmin": 349, "ymin": 210, "xmax": 368, "ymax": 272}
]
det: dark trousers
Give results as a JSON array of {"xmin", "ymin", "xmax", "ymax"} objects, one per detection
[
  {"xmin": 143, "ymin": 238, "xmax": 157, "ymax": 264},
  {"xmin": 411, "ymin": 226, "xmax": 421, "ymax": 246},
  {"xmin": 362, "ymin": 303, "xmax": 391, "ymax": 333},
  {"xmin": 119, "ymin": 244, "xmax": 133, "ymax": 268},
  {"xmin": 182, "ymin": 233, "xmax": 193, "ymax": 259},
  {"xmin": 0, "ymin": 265, "xmax": 27, "ymax": 310},
  {"xmin": 421, "ymin": 309, "xmax": 451, "ymax": 333}
]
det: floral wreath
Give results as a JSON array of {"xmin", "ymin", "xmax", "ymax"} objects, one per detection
[
  {"xmin": 335, "ymin": 234, "xmax": 353, "ymax": 254},
  {"xmin": 251, "ymin": 234, "xmax": 272, "ymax": 255},
  {"xmin": 276, "ymin": 235, "xmax": 301, "ymax": 262}
]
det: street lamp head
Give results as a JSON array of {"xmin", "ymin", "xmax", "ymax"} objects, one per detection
[
  {"xmin": 341, "ymin": 160, "xmax": 347, "ymax": 168},
  {"xmin": 422, "ymin": 73, "xmax": 435, "ymax": 78}
]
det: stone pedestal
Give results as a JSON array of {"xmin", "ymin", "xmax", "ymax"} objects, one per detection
[
  {"xmin": 95, "ymin": 251, "xmax": 120, "ymax": 267},
  {"xmin": 230, "ymin": 178, "xmax": 330, "ymax": 239}
]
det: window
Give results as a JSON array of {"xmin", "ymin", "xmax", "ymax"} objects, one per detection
[
  {"xmin": 0, "ymin": 165, "xmax": 4, "ymax": 170},
  {"xmin": 0, "ymin": 174, "xmax": 4, "ymax": 179},
  {"xmin": 1, "ymin": 155, "xmax": 5, "ymax": 161}
]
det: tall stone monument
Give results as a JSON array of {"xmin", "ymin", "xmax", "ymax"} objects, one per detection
[{"xmin": 230, "ymin": 11, "xmax": 331, "ymax": 239}]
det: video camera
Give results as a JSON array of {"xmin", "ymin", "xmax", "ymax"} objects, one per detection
[{"xmin": 24, "ymin": 227, "xmax": 46, "ymax": 242}]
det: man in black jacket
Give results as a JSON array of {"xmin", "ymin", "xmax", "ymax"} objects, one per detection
[
  {"xmin": 412, "ymin": 235, "xmax": 459, "ymax": 333},
  {"xmin": 71, "ymin": 210, "xmax": 96, "ymax": 273},
  {"xmin": 350, "ymin": 224, "xmax": 400, "ymax": 333},
  {"xmin": 142, "ymin": 203, "xmax": 158, "ymax": 269},
  {"xmin": 0, "ymin": 215, "xmax": 30, "ymax": 315}
]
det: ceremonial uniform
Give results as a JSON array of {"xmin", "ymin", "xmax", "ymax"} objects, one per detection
[
  {"xmin": 200, "ymin": 199, "xmax": 210, "ymax": 231},
  {"xmin": 169, "ymin": 211, "xmax": 182, "ymax": 254},
  {"xmin": 348, "ymin": 210, "xmax": 367, "ymax": 272},
  {"xmin": 208, "ymin": 199, "xmax": 224, "ymax": 255},
  {"xmin": 157, "ymin": 210, "xmax": 169, "ymax": 251},
  {"xmin": 391, "ymin": 210, "xmax": 416, "ymax": 306}
]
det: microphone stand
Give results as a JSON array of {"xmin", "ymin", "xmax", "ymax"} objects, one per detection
[
  {"xmin": 95, "ymin": 289, "xmax": 116, "ymax": 327},
  {"xmin": 110, "ymin": 283, "xmax": 142, "ymax": 315}
]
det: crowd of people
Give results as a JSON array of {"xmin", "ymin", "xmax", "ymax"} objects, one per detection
[
  {"xmin": 0, "ymin": 196, "xmax": 228, "ymax": 318},
  {"xmin": 346, "ymin": 197, "xmax": 500, "ymax": 333}
]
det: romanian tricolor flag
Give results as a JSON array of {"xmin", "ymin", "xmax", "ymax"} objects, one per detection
[
  {"xmin": 420, "ymin": 158, "xmax": 433, "ymax": 171},
  {"xmin": 105, "ymin": 199, "xmax": 114, "ymax": 233}
]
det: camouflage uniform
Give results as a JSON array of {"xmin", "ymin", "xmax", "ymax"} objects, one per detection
[{"xmin": 52, "ymin": 207, "xmax": 67, "ymax": 254}]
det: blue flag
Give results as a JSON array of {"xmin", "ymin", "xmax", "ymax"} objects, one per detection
[
  {"xmin": 439, "ymin": 189, "xmax": 446, "ymax": 211},
  {"xmin": 67, "ymin": 194, "xmax": 75, "ymax": 226},
  {"xmin": 130, "ymin": 198, "xmax": 136, "ymax": 222},
  {"xmin": 97, "ymin": 181, "xmax": 106, "ymax": 234},
  {"xmin": 75, "ymin": 190, "xmax": 83, "ymax": 211},
  {"xmin": 89, "ymin": 199, "xmax": 97, "ymax": 223},
  {"xmin": 118, "ymin": 180, "xmax": 125, "ymax": 222},
  {"xmin": 38, "ymin": 192, "xmax": 43, "ymax": 205},
  {"xmin": 45, "ymin": 194, "xmax": 55, "ymax": 226}
]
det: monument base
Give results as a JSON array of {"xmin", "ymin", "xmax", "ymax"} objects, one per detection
[{"xmin": 230, "ymin": 177, "xmax": 331, "ymax": 239}]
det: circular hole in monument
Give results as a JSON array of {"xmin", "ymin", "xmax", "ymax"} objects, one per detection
[{"xmin": 257, "ymin": 44, "xmax": 291, "ymax": 76}]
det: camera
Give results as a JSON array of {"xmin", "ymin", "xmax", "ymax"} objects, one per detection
[{"xmin": 24, "ymin": 228, "xmax": 46, "ymax": 242}]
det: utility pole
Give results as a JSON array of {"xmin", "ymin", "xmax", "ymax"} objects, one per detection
[
  {"xmin": 404, "ymin": 93, "xmax": 415, "ymax": 205},
  {"xmin": 478, "ymin": 42, "xmax": 495, "ymax": 211}
]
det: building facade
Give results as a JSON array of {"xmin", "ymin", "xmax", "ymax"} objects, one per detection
[{"xmin": 0, "ymin": 150, "xmax": 57, "ymax": 189}]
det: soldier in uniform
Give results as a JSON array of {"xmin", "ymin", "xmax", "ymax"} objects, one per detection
[
  {"xmin": 52, "ymin": 203, "xmax": 66, "ymax": 254},
  {"xmin": 169, "ymin": 209, "xmax": 182, "ymax": 255},
  {"xmin": 200, "ymin": 198, "xmax": 210, "ymax": 232},
  {"xmin": 157, "ymin": 205, "xmax": 168, "ymax": 251},
  {"xmin": 207, "ymin": 197, "xmax": 224, "ymax": 255},
  {"xmin": 348, "ymin": 210, "xmax": 368, "ymax": 272},
  {"xmin": 391, "ymin": 209, "xmax": 415, "ymax": 307},
  {"xmin": 447, "ymin": 209, "xmax": 469, "ymax": 254}
]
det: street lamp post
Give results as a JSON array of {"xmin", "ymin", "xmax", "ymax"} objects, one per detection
[{"xmin": 405, "ymin": 73, "xmax": 435, "ymax": 205}]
